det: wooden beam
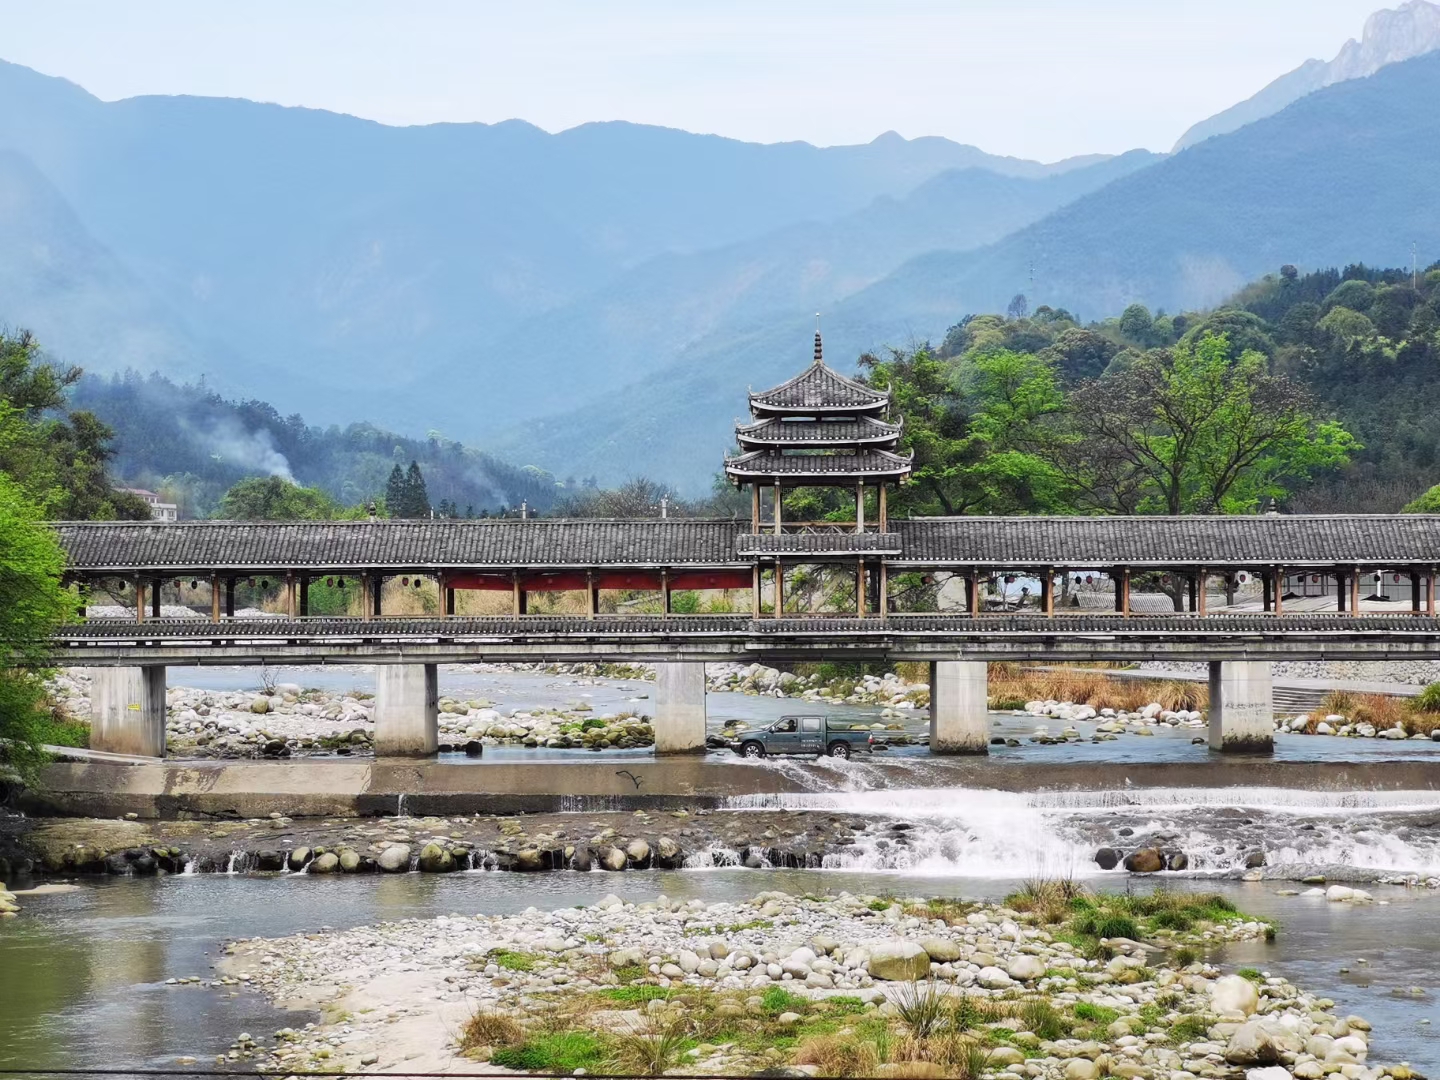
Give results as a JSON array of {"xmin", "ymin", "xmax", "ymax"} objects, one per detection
[
  {"xmin": 1350, "ymin": 566, "xmax": 1361, "ymax": 616},
  {"xmin": 967, "ymin": 570, "xmax": 980, "ymax": 617},
  {"xmin": 1412, "ymin": 569, "xmax": 1423, "ymax": 615},
  {"xmin": 512, "ymin": 572, "xmax": 522, "ymax": 617},
  {"xmin": 151, "ymin": 577, "xmax": 162, "ymax": 620},
  {"xmin": 436, "ymin": 571, "xmax": 449, "ymax": 618},
  {"xmin": 661, "ymin": 568, "xmax": 671, "ymax": 617},
  {"xmin": 1041, "ymin": 568, "xmax": 1054, "ymax": 616},
  {"xmin": 751, "ymin": 564, "xmax": 760, "ymax": 619},
  {"xmin": 135, "ymin": 576, "xmax": 144, "ymax": 624},
  {"xmin": 210, "ymin": 573, "xmax": 221, "ymax": 623},
  {"xmin": 1119, "ymin": 567, "xmax": 1131, "ymax": 617},
  {"xmin": 285, "ymin": 573, "xmax": 297, "ymax": 619},
  {"xmin": 856, "ymin": 560, "xmax": 865, "ymax": 617},
  {"xmin": 879, "ymin": 561, "xmax": 888, "ymax": 619},
  {"xmin": 1197, "ymin": 568, "xmax": 1208, "ymax": 618},
  {"xmin": 773, "ymin": 482, "xmax": 782, "ymax": 535},
  {"xmin": 751, "ymin": 486, "xmax": 760, "ymax": 535},
  {"xmin": 586, "ymin": 569, "xmax": 597, "ymax": 620},
  {"xmin": 855, "ymin": 481, "xmax": 864, "ymax": 535},
  {"xmin": 1273, "ymin": 566, "xmax": 1285, "ymax": 617},
  {"xmin": 225, "ymin": 576, "xmax": 236, "ymax": 619},
  {"xmin": 300, "ymin": 575, "xmax": 310, "ymax": 618},
  {"xmin": 775, "ymin": 559, "xmax": 784, "ymax": 617},
  {"xmin": 1336, "ymin": 569, "xmax": 1347, "ymax": 613},
  {"xmin": 879, "ymin": 485, "xmax": 887, "ymax": 533}
]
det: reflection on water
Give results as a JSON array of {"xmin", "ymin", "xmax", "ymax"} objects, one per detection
[{"xmin": 3, "ymin": 870, "xmax": 1438, "ymax": 1069}]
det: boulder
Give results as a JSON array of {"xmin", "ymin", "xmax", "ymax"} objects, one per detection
[
  {"xmin": 977, "ymin": 966, "xmax": 1013, "ymax": 989},
  {"xmin": 514, "ymin": 848, "xmax": 544, "ymax": 872},
  {"xmin": 1224, "ymin": 1020, "xmax": 1302, "ymax": 1065},
  {"xmin": 1094, "ymin": 847, "xmax": 1121, "ymax": 870},
  {"xmin": 867, "ymin": 941, "xmax": 931, "ymax": 981},
  {"xmin": 1123, "ymin": 848, "xmax": 1165, "ymax": 873},
  {"xmin": 254, "ymin": 850, "xmax": 285, "ymax": 872},
  {"xmin": 250, "ymin": 697, "xmax": 271, "ymax": 714},
  {"xmin": 600, "ymin": 846, "xmax": 629, "ymax": 871},
  {"xmin": 1005, "ymin": 955, "xmax": 1047, "ymax": 981},
  {"xmin": 377, "ymin": 844, "xmax": 411, "ymax": 872},
  {"xmin": 608, "ymin": 947, "xmax": 644, "ymax": 969},
  {"xmin": 918, "ymin": 937, "xmax": 962, "ymax": 962},
  {"xmin": 288, "ymin": 847, "xmax": 311, "ymax": 872},
  {"xmin": 338, "ymin": 849, "xmax": 362, "ymax": 873},
  {"xmin": 309, "ymin": 852, "xmax": 340, "ymax": 874},
  {"xmin": 1211, "ymin": 974, "xmax": 1260, "ymax": 1017},
  {"xmin": 655, "ymin": 835, "xmax": 684, "ymax": 868},
  {"xmin": 1064, "ymin": 1060, "xmax": 1100, "ymax": 1080},
  {"xmin": 568, "ymin": 847, "xmax": 593, "ymax": 872},
  {"xmin": 625, "ymin": 839, "xmax": 651, "ymax": 868},
  {"xmin": 417, "ymin": 842, "xmax": 455, "ymax": 873}
]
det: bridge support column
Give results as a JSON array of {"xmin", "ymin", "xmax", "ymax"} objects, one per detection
[
  {"xmin": 1207, "ymin": 661, "xmax": 1273, "ymax": 753},
  {"xmin": 90, "ymin": 666, "xmax": 167, "ymax": 757},
  {"xmin": 653, "ymin": 662, "xmax": 707, "ymax": 753},
  {"xmin": 374, "ymin": 664, "xmax": 438, "ymax": 757},
  {"xmin": 929, "ymin": 660, "xmax": 988, "ymax": 754}
]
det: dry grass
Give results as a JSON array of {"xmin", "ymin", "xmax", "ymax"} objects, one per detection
[
  {"xmin": 1319, "ymin": 689, "xmax": 1437, "ymax": 735},
  {"xmin": 987, "ymin": 669, "xmax": 1203, "ymax": 712},
  {"xmin": 1007, "ymin": 874, "xmax": 1090, "ymax": 925},
  {"xmin": 793, "ymin": 1034, "xmax": 882, "ymax": 1076},
  {"xmin": 459, "ymin": 1010, "xmax": 525, "ymax": 1051}
]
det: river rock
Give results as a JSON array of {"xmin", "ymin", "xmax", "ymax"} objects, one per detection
[
  {"xmin": 1224, "ymin": 1019, "xmax": 1302, "ymax": 1064},
  {"xmin": 338, "ymin": 850, "xmax": 361, "ymax": 873},
  {"xmin": 1005, "ymin": 955, "xmax": 1047, "ymax": 981},
  {"xmin": 977, "ymin": 966, "xmax": 1013, "ymax": 989},
  {"xmin": 255, "ymin": 850, "xmax": 285, "ymax": 872},
  {"xmin": 309, "ymin": 852, "xmax": 340, "ymax": 874},
  {"xmin": 1064, "ymin": 1060, "xmax": 1100, "ymax": 1080},
  {"xmin": 655, "ymin": 836, "xmax": 683, "ymax": 868},
  {"xmin": 568, "ymin": 847, "xmax": 592, "ymax": 872},
  {"xmin": 288, "ymin": 847, "xmax": 311, "ymax": 872},
  {"xmin": 1211, "ymin": 973, "xmax": 1260, "ymax": 1016},
  {"xmin": 867, "ymin": 941, "xmax": 930, "ymax": 981},
  {"xmin": 250, "ymin": 697, "xmax": 271, "ymax": 714},
  {"xmin": 608, "ymin": 947, "xmax": 644, "ymax": 969},
  {"xmin": 1123, "ymin": 848, "xmax": 1165, "ymax": 873},
  {"xmin": 418, "ymin": 843, "xmax": 454, "ymax": 873},
  {"xmin": 624, "ymin": 839, "xmax": 651, "ymax": 868},
  {"xmin": 600, "ymin": 846, "xmax": 628, "ymax": 871},
  {"xmin": 377, "ymin": 844, "xmax": 411, "ymax": 872},
  {"xmin": 1094, "ymin": 847, "xmax": 1121, "ymax": 870},
  {"xmin": 918, "ymin": 937, "xmax": 961, "ymax": 962},
  {"xmin": 515, "ymin": 848, "xmax": 544, "ymax": 872}
]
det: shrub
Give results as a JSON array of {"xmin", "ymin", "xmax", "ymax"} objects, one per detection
[
  {"xmin": 894, "ymin": 979, "xmax": 946, "ymax": 1038},
  {"xmin": 609, "ymin": 1020, "xmax": 689, "ymax": 1076},
  {"xmin": 1073, "ymin": 1001, "xmax": 1119, "ymax": 1025},
  {"xmin": 761, "ymin": 985, "xmax": 808, "ymax": 1015},
  {"xmin": 1170, "ymin": 1015, "xmax": 1212, "ymax": 1041},
  {"xmin": 1416, "ymin": 682, "xmax": 1440, "ymax": 713},
  {"xmin": 793, "ymin": 1034, "xmax": 882, "ymax": 1076},
  {"xmin": 489, "ymin": 1032, "xmax": 607, "ymax": 1073},
  {"xmin": 460, "ymin": 1011, "xmax": 524, "ymax": 1051},
  {"xmin": 1019, "ymin": 998, "xmax": 1071, "ymax": 1040}
]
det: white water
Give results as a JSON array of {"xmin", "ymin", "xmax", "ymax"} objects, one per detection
[{"xmin": 722, "ymin": 786, "xmax": 1440, "ymax": 879}]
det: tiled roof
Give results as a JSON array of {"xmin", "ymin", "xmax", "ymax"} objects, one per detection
[
  {"xmin": 735, "ymin": 416, "xmax": 901, "ymax": 446},
  {"xmin": 724, "ymin": 448, "xmax": 914, "ymax": 480},
  {"xmin": 749, "ymin": 361, "xmax": 889, "ymax": 412},
  {"xmin": 895, "ymin": 515, "xmax": 1440, "ymax": 566},
  {"xmin": 54, "ymin": 520, "xmax": 749, "ymax": 571}
]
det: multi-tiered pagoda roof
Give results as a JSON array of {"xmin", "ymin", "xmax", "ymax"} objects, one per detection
[{"xmin": 725, "ymin": 332, "xmax": 912, "ymax": 486}]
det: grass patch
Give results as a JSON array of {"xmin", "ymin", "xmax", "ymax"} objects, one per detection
[
  {"xmin": 1236, "ymin": 967, "xmax": 1264, "ymax": 982},
  {"xmin": 34, "ymin": 712, "xmax": 90, "ymax": 748},
  {"xmin": 761, "ymin": 986, "xmax": 809, "ymax": 1015},
  {"xmin": 459, "ymin": 1011, "xmax": 524, "ymax": 1052},
  {"xmin": 596, "ymin": 985, "xmax": 675, "ymax": 1005},
  {"xmin": 1170, "ymin": 1015, "xmax": 1212, "ymax": 1042},
  {"xmin": 489, "ymin": 948, "xmax": 539, "ymax": 972},
  {"xmin": 1072, "ymin": 1002, "xmax": 1120, "ymax": 1025},
  {"xmin": 490, "ymin": 1031, "xmax": 607, "ymax": 1072}
]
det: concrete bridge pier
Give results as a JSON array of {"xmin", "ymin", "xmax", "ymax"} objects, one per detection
[
  {"xmin": 374, "ymin": 664, "xmax": 439, "ymax": 757},
  {"xmin": 1208, "ymin": 660, "xmax": 1274, "ymax": 753},
  {"xmin": 90, "ymin": 665, "xmax": 167, "ymax": 757},
  {"xmin": 929, "ymin": 660, "xmax": 989, "ymax": 754},
  {"xmin": 653, "ymin": 662, "xmax": 707, "ymax": 753}
]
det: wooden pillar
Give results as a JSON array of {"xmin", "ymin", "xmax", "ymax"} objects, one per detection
[
  {"xmin": 855, "ymin": 481, "xmax": 864, "ymax": 534},
  {"xmin": 210, "ymin": 573, "xmax": 221, "ymax": 623},
  {"xmin": 299, "ymin": 575, "xmax": 310, "ymax": 617},
  {"xmin": 856, "ymin": 560, "xmax": 865, "ymax": 617},
  {"xmin": 967, "ymin": 570, "xmax": 980, "ymax": 617},
  {"xmin": 1041, "ymin": 568, "xmax": 1054, "ymax": 616},
  {"xmin": 751, "ymin": 564, "xmax": 761, "ymax": 619},
  {"xmin": 372, "ymin": 574, "xmax": 384, "ymax": 619},
  {"xmin": 1412, "ymin": 569, "xmax": 1423, "ymax": 614},
  {"xmin": 225, "ymin": 576, "xmax": 236, "ymax": 619},
  {"xmin": 879, "ymin": 485, "xmax": 888, "ymax": 533},
  {"xmin": 285, "ymin": 573, "xmax": 297, "ymax": 619},
  {"xmin": 1350, "ymin": 567, "xmax": 1361, "ymax": 616},
  {"xmin": 1117, "ymin": 567, "xmax": 1131, "ymax": 617},
  {"xmin": 151, "ymin": 576, "xmax": 162, "ymax": 619},
  {"xmin": 586, "ymin": 569, "xmax": 597, "ymax": 620},
  {"xmin": 879, "ymin": 561, "xmax": 888, "ymax": 618},
  {"xmin": 775, "ymin": 559, "xmax": 784, "ymax": 617},
  {"xmin": 1429, "ymin": 568, "xmax": 1437, "ymax": 617},
  {"xmin": 661, "ymin": 568, "xmax": 671, "ymax": 617},
  {"xmin": 1337, "ymin": 569, "xmax": 1348, "ymax": 613},
  {"xmin": 1262, "ymin": 571, "xmax": 1273, "ymax": 612},
  {"xmin": 773, "ymin": 481, "xmax": 782, "ymax": 535},
  {"xmin": 445, "ymin": 582, "xmax": 456, "ymax": 617},
  {"xmin": 751, "ymin": 486, "xmax": 760, "ymax": 535},
  {"xmin": 1197, "ymin": 568, "xmax": 1208, "ymax": 618},
  {"xmin": 135, "ymin": 576, "xmax": 144, "ymax": 624},
  {"xmin": 1273, "ymin": 566, "xmax": 1285, "ymax": 617},
  {"xmin": 512, "ymin": 572, "xmax": 524, "ymax": 617},
  {"xmin": 1186, "ymin": 573, "xmax": 1198, "ymax": 613}
]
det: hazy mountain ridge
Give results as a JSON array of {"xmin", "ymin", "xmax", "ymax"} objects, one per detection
[
  {"xmin": 1173, "ymin": 0, "xmax": 1440, "ymax": 150},
  {"xmin": 506, "ymin": 51, "xmax": 1440, "ymax": 489}
]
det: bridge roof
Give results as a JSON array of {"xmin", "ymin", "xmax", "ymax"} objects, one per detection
[
  {"xmin": 54, "ymin": 519, "xmax": 748, "ymax": 572},
  {"xmin": 51, "ymin": 514, "xmax": 1440, "ymax": 574},
  {"xmin": 893, "ymin": 515, "xmax": 1440, "ymax": 567}
]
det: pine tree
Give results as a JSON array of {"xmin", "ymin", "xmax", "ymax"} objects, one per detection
[
  {"xmin": 385, "ymin": 464, "xmax": 407, "ymax": 517},
  {"xmin": 404, "ymin": 460, "xmax": 431, "ymax": 518}
]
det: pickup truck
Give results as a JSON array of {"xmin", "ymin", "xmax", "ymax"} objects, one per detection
[{"xmin": 721, "ymin": 715, "xmax": 875, "ymax": 759}]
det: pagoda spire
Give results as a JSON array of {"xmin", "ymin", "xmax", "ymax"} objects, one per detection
[{"xmin": 814, "ymin": 312, "xmax": 822, "ymax": 364}]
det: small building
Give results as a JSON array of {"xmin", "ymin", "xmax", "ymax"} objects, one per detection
[{"xmin": 118, "ymin": 487, "xmax": 178, "ymax": 523}]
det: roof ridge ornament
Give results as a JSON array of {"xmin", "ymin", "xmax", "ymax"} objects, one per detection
[{"xmin": 814, "ymin": 312, "xmax": 822, "ymax": 365}]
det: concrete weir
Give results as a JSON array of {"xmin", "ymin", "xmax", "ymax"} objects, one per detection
[{"xmin": 1209, "ymin": 660, "xmax": 1275, "ymax": 752}]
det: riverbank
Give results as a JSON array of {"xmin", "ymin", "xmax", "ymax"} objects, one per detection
[{"xmin": 216, "ymin": 886, "xmax": 1415, "ymax": 1078}]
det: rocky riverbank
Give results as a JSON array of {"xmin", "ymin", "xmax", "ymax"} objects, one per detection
[{"xmin": 211, "ymin": 887, "xmax": 1416, "ymax": 1078}]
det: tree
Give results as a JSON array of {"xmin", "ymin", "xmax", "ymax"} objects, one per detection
[
  {"xmin": 0, "ymin": 330, "xmax": 150, "ymax": 521},
  {"xmin": 217, "ymin": 476, "xmax": 341, "ymax": 520},
  {"xmin": 1056, "ymin": 333, "xmax": 1357, "ymax": 516},
  {"xmin": 859, "ymin": 345, "xmax": 1070, "ymax": 516},
  {"xmin": 1403, "ymin": 484, "xmax": 1440, "ymax": 513},
  {"xmin": 0, "ymin": 474, "xmax": 71, "ymax": 780},
  {"xmin": 1118, "ymin": 303, "xmax": 1155, "ymax": 346},
  {"xmin": 1006, "ymin": 293, "xmax": 1029, "ymax": 320},
  {"xmin": 385, "ymin": 464, "xmax": 408, "ymax": 515},
  {"xmin": 404, "ymin": 460, "xmax": 431, "ymax": 518}
]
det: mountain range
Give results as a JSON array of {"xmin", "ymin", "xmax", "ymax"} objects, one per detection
[{"xmin": 1, "ymin": 4, "xmax": 1438, "ymax": 494}]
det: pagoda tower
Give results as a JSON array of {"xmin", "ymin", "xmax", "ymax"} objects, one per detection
[{"xmin": 726, "ymin": 329, "xmax": 911, "ymax": 616}]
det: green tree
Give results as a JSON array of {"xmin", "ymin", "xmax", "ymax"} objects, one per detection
[
  {"xmin": 859, "ymin": 345, "xmax": 1070, "ymax": 516},
  {"xmin": 217, "ymin": 476, "xmax": 341, "ymax": 520},
  {"xmin": 1403, "ymin": 484, "xmax": 1440, "ymax": 512},
  {"xmin": 404, "ymin": 460, "xmax": 431, "ymax": 518},
  {"xmin": 1057, "ymin": 333, "xmax": 1357, "ymax": 515},
  {"xmin": 385, "ymin": 464, "xmax": 408, "ymax": 515},
  {"xmin": 0, "ymin": 474, "xmax": 71, "ymax": 780}
]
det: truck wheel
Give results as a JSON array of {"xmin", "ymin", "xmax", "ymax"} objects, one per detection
[
  {"xmin": 827, "ymin": 741, "xmax": 852, "ymax": 759},
  {"xmin": 741, "ymin": 742, "xmax": 766, "ymax": 759}
]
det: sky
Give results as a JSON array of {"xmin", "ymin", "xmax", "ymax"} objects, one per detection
[{"xmin": 0, "ymin": 0, "xmax": 1387, "ymax": 160}]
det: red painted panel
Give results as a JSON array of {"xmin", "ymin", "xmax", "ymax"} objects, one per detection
[
  {"xmin": 446, "ymin": 574, "xmax": 513, "ymax": 591},
  {"xmin": 669, "ymin": 571, "xmax": 753, "ymax": 591}
]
